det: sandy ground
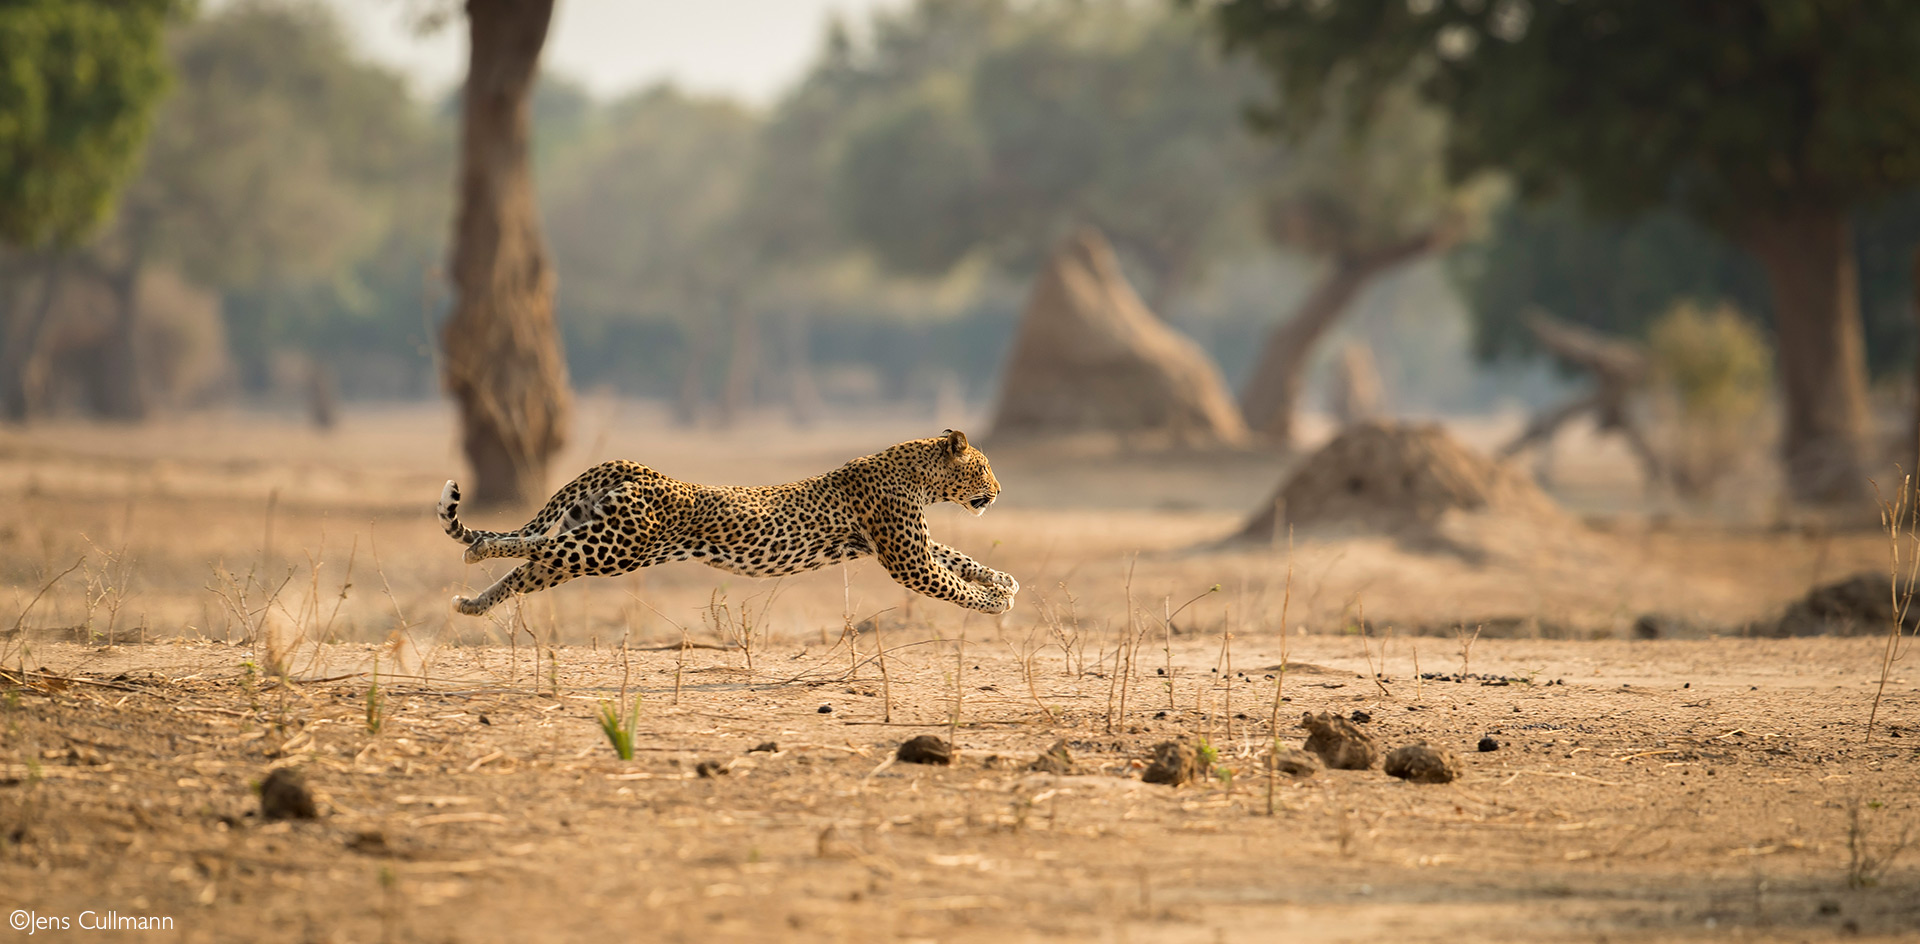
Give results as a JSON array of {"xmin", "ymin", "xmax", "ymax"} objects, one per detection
[{"xmin": 2, "ymin": 404, "xmax": 1916, "ymax": 942}]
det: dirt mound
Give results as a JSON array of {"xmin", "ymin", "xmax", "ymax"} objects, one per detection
[
  {"xmin": 1234, "ymin": 421, "xmax": 1573, "ymax": 546},
  {"xmin": 988, "ymin": 227, "xmax": 1247, "ymax": 448},
  {"xmin": 1756, "ymin": 573, "xmax": 1917, "ymax": 637}
]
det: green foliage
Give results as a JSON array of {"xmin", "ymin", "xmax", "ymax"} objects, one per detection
[
  {"xmin": 1648, "ymin": 302, "xmax": 1774, "ymax": 496},
  {"xmin": 0, "ymin": 0, "xmax": 177, "ymax": 247},
  {"xmin": 1650, "ymin": 302, "xmax": 1773, "ymax": 424},
  {"xmin": 1206, "ymin": 0, "xmax": 1920, "ymax": 228},
  {"xmin": 364, "ymin": 658, "xmax": 383, "ymax": 735},
  {"xmin": 598, "ymin": 695, "xmax": 641, "ymax": 761},
  {"xmin": 826, "ymin": 2, "xmax": 1275, "ymax": 293}
]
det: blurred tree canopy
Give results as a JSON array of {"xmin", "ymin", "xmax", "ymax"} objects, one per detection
[
  {"xmin": 0, "ymin": 0, "xmax": 176, "ymax": 249},
  {"xmin": 1207, "ymin": 0, "xmax": 1920, "ymax": 501},
  {"xmin": 824, "ymin": 1, "xmax": 1271, "ymax": 304}
]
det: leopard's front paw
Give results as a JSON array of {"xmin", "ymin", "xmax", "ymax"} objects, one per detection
[
  {"xmin": 985, "ymin": 570, "xmax": 1019, "ymax": 594},
  {"xmin": 979, "ymin": 585, "xmax": 1015, "ymax": 615}
]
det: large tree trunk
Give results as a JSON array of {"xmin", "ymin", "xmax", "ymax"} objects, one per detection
[
  {"xmin": 1737, "ymin": 207, "xmax": 1871, "ymax": 505},
  {"xmin": 440, "ymin": 0, "xmax": 568, "ymax": 508},
  {"xmin": 85, "ymin": 257, "xmax": 148, "ymax": 420},
  {"xmin": 0, "ymin": 252, "xmax": 64, "ymax": 421},
  {"xmin": 1238, "ymin": 229, "xmax": 1447, "ymax": 446}
]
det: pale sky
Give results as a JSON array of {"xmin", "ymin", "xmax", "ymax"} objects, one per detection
[{"xmin": 312, "ymin": 0, "xmax": 908, "ymax": 105}]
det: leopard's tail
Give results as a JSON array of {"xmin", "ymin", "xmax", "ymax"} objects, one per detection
[
  {"xmin": 438, "ymin": 481, "xmax": 478, "ymax": 543},
  {"xmin": 437, "ymin": 476, "xmax": 579, "ymax": 545}
]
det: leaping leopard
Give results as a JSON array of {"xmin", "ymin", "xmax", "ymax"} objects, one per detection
[{"xmin": 437, "ymin": 429, "xmax": 1019, "ymax": 616}]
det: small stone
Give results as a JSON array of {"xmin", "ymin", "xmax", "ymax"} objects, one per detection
[
  {"xmin": 1349, "ymin": 709, "xmax": 1372, "ymax": 724},
  {"xmin": 1141, "ymin": 740, "xmax": 1202, "ymax": 786},
  {"xmin": 817, "ymin": 704, "xmax": 833, "ymax": 714},
  {"xmin": 259, "ymin": 767, "xmax": 318, "ymax": 820},
  {"xmin": 345, "ymin": 830, "xmax": 388, "ymax": 853},
  {"xmin": 1266, "ymin": 746, "xmax": 1321, "ymax": 778},
  {"xmin": 896, "ymin": 735, "xmax": 952, "ymax": 765},
  {"xmin": 1477, "ymin": 737, "xmax": 1500, "ymax": 752},
  {"xmin": 1384, "ymin": 743, "xmax": 1462, "ymax": 784},
  {"xmin": 1300, "ymin": 712, "xmax": 1377, "ymax": 770},
  {"xmin": 749, "ymin": 741, "xmax": 779, "ymax": 753},
  {"xmin": 695, "ymin": 760, "xmax": 730, "ymax": 778}
]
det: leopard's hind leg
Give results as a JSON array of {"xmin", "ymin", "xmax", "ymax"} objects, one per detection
[
  {"xmin": 442, "ymin": 460, "xmax": 644, "ymax": 553},
  {"xmin": 451, "ymin": 481, "xmax": 656, "ymax": 615},
  {"xmin": 453, "ymin": 558, "xmax": 572, "ymax": 616}
]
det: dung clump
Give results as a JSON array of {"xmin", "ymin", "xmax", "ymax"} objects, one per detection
[
  {"xmin": 1300, "ymin": 712, "xmax": 1377, "ymax": 770},
  {"xmin": 1028, "ymin": 739, "xmax": 1076, "ymax": 775},
  {"xmin": 1384, "ymin": 744, "xmax": 1462, "ymax": 784},
  {"xmin": 1266, "ymin": 745, "xmax": 1322, "ymax": 778},
  {"xmin": 1141, "ymin": 740, "xmax": 1204, "ymax": 786},
  {"xmin": 259, "ymin": 767, "xmax": 318, "ymax": 820},
  {"xmin": 897, "ymin": 735, "xmax": 953, "ymax": 765}
]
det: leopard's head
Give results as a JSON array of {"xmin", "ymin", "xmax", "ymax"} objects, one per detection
[{"xmin": 930, "ymin": 429, "xmax": 1000, "ymax": 515}]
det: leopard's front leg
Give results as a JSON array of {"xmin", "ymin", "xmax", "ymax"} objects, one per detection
[
  {"xmin": 871, "ymin": 510, "xmax": 1013, "ymax": 614},
  {"xmin": 929, "ymin": 541, "xmax": 1019, "ymax": 594}
]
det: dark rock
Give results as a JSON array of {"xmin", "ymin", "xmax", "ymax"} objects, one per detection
[
  {"xmin": 1477, "ymin": 737, "xmax": 1500, "ymax": 752},
  {"xmin": 749, "ymin": 741, "xmax": 779, "ymax": 753},
  {"xmin": 259, "ymin": 767, "xmax": 317, "ymax": 820},
  {"xmin": 1349, "ymin": 709, "xmax": 1372, "ymax": 724},
  {"xmin": 695, "ymin": 760, "xmax": 730, "ymax": 778},
  {"xmin": 1300, "ymin": 712, "xmax": 1377, "ymax": 770},
  {"xmin": 817, "ymin": 704, "xmax": 833, "ymax": 714},
  {"xmin": 1384, "ymin": 743, "xmax": 1462, "ymax": 784},
  {"xmin": 896, "ymin": 735, "xmax": 952, "ymax": 765}
]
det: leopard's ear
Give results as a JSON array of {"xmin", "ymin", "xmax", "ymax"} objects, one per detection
[{"xmin": 940, "ymin": 429, "xmax": 969, "ymax": 456}]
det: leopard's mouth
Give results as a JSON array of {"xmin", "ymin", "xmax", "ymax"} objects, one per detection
[{"xmin": 968, "ymin": 495, "xmax": 994, "ymax": 514}]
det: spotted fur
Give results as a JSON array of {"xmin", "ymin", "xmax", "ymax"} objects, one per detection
[{"xmin": 439, "ymin": 429, "xmax": 1018, "ymax": 616}]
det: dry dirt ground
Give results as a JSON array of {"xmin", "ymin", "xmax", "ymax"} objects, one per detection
[{"xmin": 2, "ymin": 405, "xmax": 1917, "ymax": 942}]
